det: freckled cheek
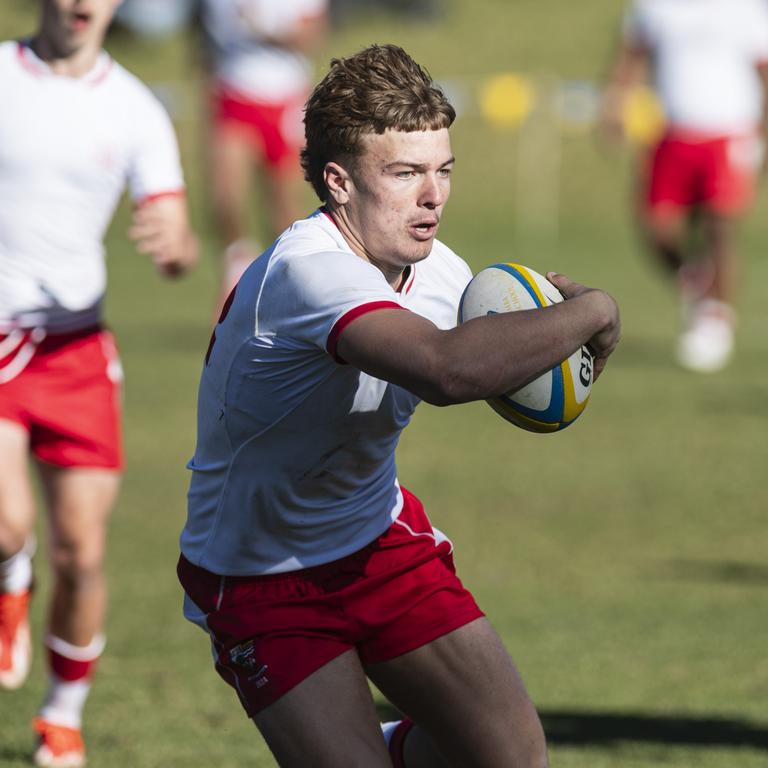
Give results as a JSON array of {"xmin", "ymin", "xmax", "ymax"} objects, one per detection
[{"xmin": 381, "ymin": 204, "xmax": 406, "ymax": 231}]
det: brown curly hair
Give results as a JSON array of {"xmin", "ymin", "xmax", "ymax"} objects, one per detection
[{"xmin": 300, "ymin": 44, "xmax": 456, "ymax": 202}]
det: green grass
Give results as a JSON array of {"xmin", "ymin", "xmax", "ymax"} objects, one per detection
[{"xmin": 2, "ymin": 2, "xmax": 768, "ymax": 766}]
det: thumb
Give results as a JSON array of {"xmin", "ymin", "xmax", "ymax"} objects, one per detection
[{"xmin": 546, "ymin": 271, "xmax": 576, "ymax": 298}]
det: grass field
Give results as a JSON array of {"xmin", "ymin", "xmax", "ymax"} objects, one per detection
[{"xmin": 2, "ymin": 2, "xmax": 768, "ymax": 766}]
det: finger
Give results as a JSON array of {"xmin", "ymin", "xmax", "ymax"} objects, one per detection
[
  {"xmin": 546, "ymin": 272, "xmax": 579, "ymax": 298},
  {"xmin": 129, "ymin": 223, "xmax": 162, "ymax": 242},
  {"xmin": 592, "ymin": 356, "xmax": 608, "ymax": 382},
  {"xmin": 136, "ymin": 237, "xmax": 171, "ymax": 258}
]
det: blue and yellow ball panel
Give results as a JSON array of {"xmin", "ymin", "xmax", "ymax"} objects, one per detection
[{"xmin": 458, "ymin": 262, "xmax": 593, "ymax": 433}]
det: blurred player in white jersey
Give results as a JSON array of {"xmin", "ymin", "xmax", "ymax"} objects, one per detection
[
  {"xmin": 0, "ymin": 1, "xmax": 197, "ymax": 765},
  {"xmin": 178, "ymin": 44, "xmax": 620, "ymax": 768},
  {"xmin": 601, "ymin": 0, "xmax": 768, "ymax": 372},
  {"xmin": 199, "ymin": 0, "xmax": 327, "ymax": 314}
]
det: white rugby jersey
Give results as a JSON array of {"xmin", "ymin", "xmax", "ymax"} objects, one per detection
[
  {"xmin": 201, "ymin": 0, "xmax": 327, "ymax": 103},
  {"xmin": 625, "ymin": 0, "xmax": 768, "ymax": 134},
  {"xmin": 0, "ymin": 41, "xmax": 184, "ymax": 333},
  {"xmin": 181, "ymin": 209, "xmax": 472, "ymax": 576}
]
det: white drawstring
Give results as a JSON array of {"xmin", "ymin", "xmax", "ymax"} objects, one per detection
[{"xmin": 0, "ymin": 327, "xmax": 46, "ymax": 384}]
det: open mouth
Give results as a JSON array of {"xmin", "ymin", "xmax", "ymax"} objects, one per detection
[
  {"xmin": 70, "ymin": 10, "xmax": 92, "ymax": 31},
  {"xmin": 411, "ymin": 220, "xmax": 439, "ymax": 240}
]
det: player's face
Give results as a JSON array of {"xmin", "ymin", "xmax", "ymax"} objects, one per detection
[
  {"xmin": 40, "ymin": 0, "xmax": 120, "ymax": 55},
  {"xmin": 344, "ymin": 128, "xmax": 454, "ymax": 284}
]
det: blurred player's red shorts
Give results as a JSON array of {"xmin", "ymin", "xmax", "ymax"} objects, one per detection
[
  {"xmin": 0, "ymin": 326, "xmax": 123, "ymax": 469},
  {"xmin": 177, "ymin": 487, "xmax": 484, "ymax": 716},
  {"xmin": 644, "ymin": 128, "xmax": 762, "ymax": 215},
  {"xmin": 211, "ymin": 83, "xmax": 306, "ymax": 173}
]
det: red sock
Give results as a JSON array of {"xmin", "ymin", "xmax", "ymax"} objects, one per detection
[{"xmin": 46, "ymin": 633, "xmax": 104, "ymax": 682}]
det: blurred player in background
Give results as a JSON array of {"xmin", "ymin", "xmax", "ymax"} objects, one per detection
[
  {"xmin": 601, "ymin": 0, "xmax": 768, "ymax": 372},
  {"xmin": 199, "ymin": 0, "xmax": 328, "ymax": 314},
  {"xmin": 0, "ymin": 1, "xmax": 197, "ymax": 765},
  {"xmin": 178, "ymin": 44, "xmax": 620, "ymax": 767}
]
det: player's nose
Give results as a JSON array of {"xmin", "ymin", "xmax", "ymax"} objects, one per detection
[{"xmin": 419, "ymin": 173, "xmax": 447, "ymax": 209}]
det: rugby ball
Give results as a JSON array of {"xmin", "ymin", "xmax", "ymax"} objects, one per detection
[{"xmin": 458, "ymin": 263, "xmax": 593, "ymax": 433}]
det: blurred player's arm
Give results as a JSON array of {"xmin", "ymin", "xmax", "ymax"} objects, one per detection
[
  {"xmin": 240, "ymin": 6, "xmax": 327, "ymax": 53},
  {"xmin": 757, "ymin": 61, "xmax": 768, "ymax": 167},
  {"xmin": 129, "ymin": 194, "xmax": 199, "ymax": 278},
  {"xmin": 599, "ymin": 39, "xmax": 650, "ymax": 143},
  {"xmin": 335, "ymin": 274, "xmax": 620, "ymax": 407}
]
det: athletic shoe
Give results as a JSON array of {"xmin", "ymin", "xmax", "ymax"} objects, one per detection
[
  {"xmin": 0, "ymin": 589, "xmax": 32, "ymax": 690},
  {"xmin": 32, "ymin": 718, "xmax": 86, "ymax": 768},
  {"xmin": 677, "ymin": 299, "xmax": 735, "ymax": 373}
]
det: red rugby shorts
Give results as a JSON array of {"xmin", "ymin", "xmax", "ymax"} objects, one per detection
[
  {"xmin": 644, "ymin": 129, "xmax": 761, "ymax": 216},
  {"xmin": 211, "ymin": 84, "xmax": 306, "ymax": 174},
  {"xmin": 178, "ymin": 487, "xmax": 484, "ymax": 716},
  {"xmin": 0, "ymin": 326, "xmax": 123, "ymax": 469}
]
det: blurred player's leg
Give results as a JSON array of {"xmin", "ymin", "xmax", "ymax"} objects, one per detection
[
  {"xmin": 366, "ymin": 617, "xmax": 548, "ymax": 768},
  {"xmin": 253, "ymin": 650, "xmax": 393, "ymax": 767},
  {"xmin": 209, "ymin": 125, "xmax": 254, "ymax": 248},
  {"xmin": 703, "ymin": 213, "xmax": 740, "ymax": 307},
  {"xmin": 675, "ymin": 211, "xmax": 738, "ymax": 372},
  {"xmin": 264, "ymin": 166, "xmax": 305, "ymax": 240},
  {"xmin": 32, "ymin": 465, "xmax": 119, "ymax": 767},
  {"xmin": 209, "ymin": 126, "xmax": 259, "ymax": 313},
  {"xmin": 0, "ymin": 419, "xmax": 36, "ymax": 690},
  {"xmin": 640, "ymin": 204, "xmax": 688, "ymax": 275}
]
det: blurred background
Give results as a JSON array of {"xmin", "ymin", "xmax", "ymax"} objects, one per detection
[{"xmin": 1, "ymin": 1, "xmax": 767, "ymax": 766}]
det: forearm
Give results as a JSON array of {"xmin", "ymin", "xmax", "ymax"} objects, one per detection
[
  {"xmin": 253, "ymin": 15, "xmax": 326, "ymax": 53},
  {"xmin": 431, "ymin": 291, "xmax": 612, "ymax": 404},
  {"xmin": 600, "ymin": 44, "xmax": 649, "ymax": 131},
  {"xmin": 339, "ymin": 290, "xmax": 616, "ymax": 407}
]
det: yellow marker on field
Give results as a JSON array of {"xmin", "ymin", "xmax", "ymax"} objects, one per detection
[
  {"xmin": 479, "ymin": 73, "xmax": 535, "ymax": 129},
  {"xmin": 623, "ymin": 85, "xmax": 665, "ymax": 145}
]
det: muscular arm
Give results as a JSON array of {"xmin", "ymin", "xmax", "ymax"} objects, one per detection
[
  {"xmin": 242, "ymin": 9, "xmax": 327, "ymax": 54},
  {"xmin": 129, "ymin": 194, "xmax": 198, "ymax": 278},
  {"xmin": 757, "ymin": 61, "xmax": 768, "ymax": 150},
  {"xmin": 599, "ymin": 40, "xmax": 651, "ymax": 141},
  {"xmin": 336, "ymin": 274, "xmax": 620, "ymax": 407}
]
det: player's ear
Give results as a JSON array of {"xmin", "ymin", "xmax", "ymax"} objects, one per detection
[{"xmin": 324, "ymin": 162, "xmax": 352, "ymax": 205}]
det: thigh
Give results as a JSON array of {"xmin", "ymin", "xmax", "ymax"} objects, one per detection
[
  {"xmin": 365, "ymin": 617, "xmax": 547, "ymax": 768},
  {"xmin": 29, "ymin": 330, "xmax": 124, "ymax": 470},
  {"xmin": 704, "ymin": 135, "xmax": 759, "ymax": 215},
  {"xmin": 0, "ymin": 419, "xmax": 35, "ymax": 555},
  {"xmin": 38, "ymin": 464, "xmax": 120, "ymax": 570},
  {"xmin": 208, "ymin": 124, "xmax": 256, "ymax": 219},
  {"xmin": 647, "ymin": 136, "xmax": 697, "ymax": 210},
  {"xmin": 254, "ymin": 649, "xmax": 392, "ymax": 768}
]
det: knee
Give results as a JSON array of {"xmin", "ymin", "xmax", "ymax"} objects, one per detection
[
  {"xmin": 0, "ymin": 526, "xmax": 31, "ymax": 561},
  {"xmin": 511, "ymin": 713, "xmax": 549, "ymax": 768},
  {"xmin": 50, "ymin": 539, "xmax": 105, "ymax": 588},
  {"xmin": 0, "ymin": 501, "xmax": 35, "ymax": 559},
  {"xmin": 640, "ymin": 208, "xmax": 685, "ymax": 250}
]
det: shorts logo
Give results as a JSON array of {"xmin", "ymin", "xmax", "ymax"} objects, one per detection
[{"xmin": 228, "ymin": 640, "xmax": 270, "ymax": 688}]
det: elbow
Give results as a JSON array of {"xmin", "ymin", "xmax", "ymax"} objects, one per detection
[{"xmin": 419, "ymin": 365, "xmax": 492, "ymax": 407}]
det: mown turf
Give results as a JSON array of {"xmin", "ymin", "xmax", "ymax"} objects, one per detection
[{"xmin": 1, "ymin": 2, "xmax": 767, "ymax": 765}]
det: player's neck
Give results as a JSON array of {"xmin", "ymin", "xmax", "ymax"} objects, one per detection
[
  {"xmin": 325, "ymin": 204, "xmax": 405, "ymax": 290},
  {"xmin": 30, "ymin": 34, "xmax": 103, "ymax": 78}
]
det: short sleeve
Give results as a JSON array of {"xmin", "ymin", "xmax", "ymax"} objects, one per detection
[
  {"xmin": 746, "ymin": 0, "xmax": 768, "ymax": 63},
  {"xmin": 125, "ymin": 89, "xmax": 185, "ymax": 203},
  {"xmin": 257, "ymin": 249, "xmax": 404, "ymax": 358}
]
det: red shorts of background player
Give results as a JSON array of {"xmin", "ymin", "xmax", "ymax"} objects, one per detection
[
  {"xmin": 0, "ymin": 325, "xmax": 123, "ymax": 469},
  {"xmin": 644, "ymin": 128, "xmax": 762, "ymax": 216},
  {"xmin": 178, "ymin": 487, "xmax": 485, "ymax": 717},
  {"xmin": 210, "ymin": 84, "xmax": 307, "ymax": 175}
]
